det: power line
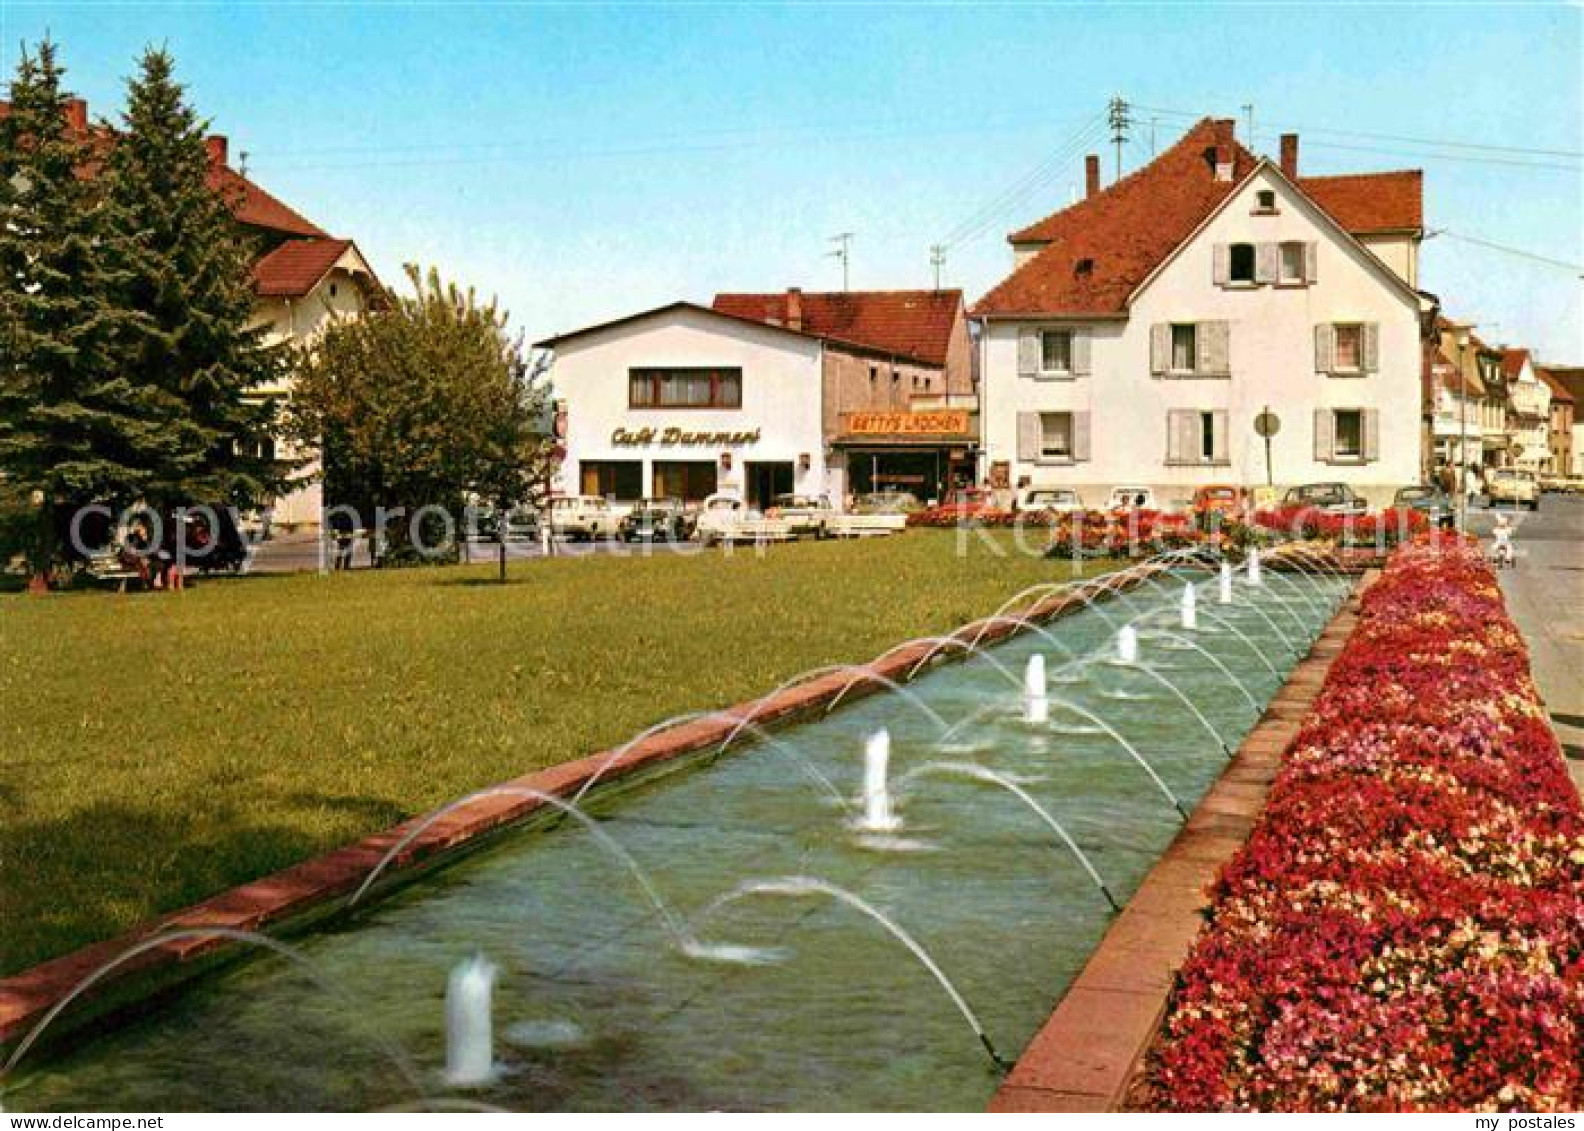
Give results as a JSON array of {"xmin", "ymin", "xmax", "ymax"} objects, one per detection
[
  {"xmin": 938, "ymin": 115, "xmax": 1107, "ymax": 250},
  {"xmin": 1431, "ymin": 229, "xmax": 1584, "ymax": 273},
  {"xmin": 1133, "ymin": 102, "xmax": 1583, "ymax": 160}
]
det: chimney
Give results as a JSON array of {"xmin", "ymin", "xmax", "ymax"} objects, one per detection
[
  {"xmin": 64, "ymin": 97, "xmax": 87, "ymax": 134},
  {"xmin": 205, "ymin": 134, "xmax": 229, "ymax": 167},
  {"xmin": 1280, "ymin": 133, "xmax": 1299, "ymax": 178},
  {"xmin": 785, "ymin": 287, "xmax": 803, "ymax": 332},
  {"xmin": 1085, "ymin": 154, "xmax": 1100, "ymax": 198},
  {"xmin": 1213, "ymin": 143, "xmax": 1234, "ymax": 183}
]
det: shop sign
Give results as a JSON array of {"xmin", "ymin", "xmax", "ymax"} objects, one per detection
[
  {"xmin": 611, "ymin": 426, "xmax": 761, "ymax": 447},
  {"xmin": 844, "ymin": 410, "xmax": 970, "ymax": 436}
]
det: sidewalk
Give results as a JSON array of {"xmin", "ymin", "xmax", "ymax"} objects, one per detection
[{"xmin": 1497, "ymin": 525, "xmax": 1584, "ymax": 796}]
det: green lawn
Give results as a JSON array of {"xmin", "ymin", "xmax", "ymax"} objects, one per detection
[{"xmin": 0, "ymin": 531, "xmax": 1111, "ymax": 975}]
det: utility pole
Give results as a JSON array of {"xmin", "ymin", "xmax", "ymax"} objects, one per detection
[
  {"xmin": 1107, "ymin": 96, "xmax": 1130, "ymax": 182},
  {"xmin": 828, "ymin": 232, "xmax": 853, "ymax": 292},
  {"xmin": 929, "ymin": 244, "xmax": 946, "ymax": 290}
]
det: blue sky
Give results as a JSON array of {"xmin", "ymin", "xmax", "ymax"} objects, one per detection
[{"xmin": 5, "ymin": 1, "xmax": 1581, "ymax": 360}]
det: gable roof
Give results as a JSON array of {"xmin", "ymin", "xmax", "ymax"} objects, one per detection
[
  {"xmin": 979, "ymin": 117, "xmax": 1423, "ymax": 318},
  {"xmin": 712, "ymin": 289, "xmax": 962, "ymax": 367},
  {"xmin": 252, "ymin": 237, "xmax": 365, "ymax": 297},
  {"xmin": 1538, "ymin": 366, "xmax": 1582, "ymax": 405},
  {"xmin": 1499, "ymin": 346, "xmax": 1533, "ymax": 381},
  {"xmin": 208, "ymin": 162, "xmax": 327, "ymax": 239},
  {"xmin": 532, "ymin": 300, "xmax": 829, "ymax": 351}
]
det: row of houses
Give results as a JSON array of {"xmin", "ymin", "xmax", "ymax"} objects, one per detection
[{"xmin": 536, "ymin": 117, "xmax": 1583, "ymax": 511}]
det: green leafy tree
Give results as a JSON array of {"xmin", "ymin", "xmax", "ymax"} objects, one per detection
[
  {"xmin": 104, "ymin": 46, "xmax": 287, "ymax": 510},
  {"xmin": 287, "ymin": 264, "xmax": 556, "ymax": 564},
  {"xmin": 0, "ymin": 40, "xmax": 178, "ymax": 587}
]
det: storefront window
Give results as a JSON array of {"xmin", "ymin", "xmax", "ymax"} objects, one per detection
[
  {"xmin": 629, "ymin": 368, "xmax": 742, "ymax": 409},
  {"xmin": 652, "ymin": 460, "xmax": 718, "ymax": 502},
  {"xmin": 580, "ymin": 460, "xmax": 642, "ymax": 500}
]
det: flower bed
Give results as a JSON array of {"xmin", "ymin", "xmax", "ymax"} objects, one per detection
[{"xmin": 1143, "ymin": 533, "xmax": 1584, "ymax": 1111}]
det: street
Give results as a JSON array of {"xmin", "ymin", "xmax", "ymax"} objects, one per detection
[{"xmin": 1469, "ymin": 495, "xmax": 1584, "ymax": 792}]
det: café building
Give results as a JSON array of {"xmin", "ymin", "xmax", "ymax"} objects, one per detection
[{"xmin": 537, "ymin": 290, "xmax": 977, "ymax": 508}]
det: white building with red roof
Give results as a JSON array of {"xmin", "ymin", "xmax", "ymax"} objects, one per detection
[{"xmin": 975, "ymin": 118, "xmax": 1430, "ymax": 506}]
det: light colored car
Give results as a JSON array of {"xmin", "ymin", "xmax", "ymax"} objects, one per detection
[
  {"xmin": 1106, "ymin": 485, "xmax": 1157, "ymax": 512},
  {"xmin": 546, "ymin": 495, "xmax": 619, "ymax": 541},
  {"xmin": 766, "ymin": 493, "xmax": 836, "ymax": 539},
  {"xmin": 1017, "ymin": 486, "xmax": 1084, "ymax": 513},
  {"xmin": 1486, "ymin": 467, "xmax": 1540, "ymax": 511},
  {"xmin": 1282, "ymin": 482, "xmax": 1368, "ymax": 515},
  {"xmin": 693, "ymin": 494, "xmax": 792, "ymax": 545}
]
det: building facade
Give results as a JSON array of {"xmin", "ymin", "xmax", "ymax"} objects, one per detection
[
  {"xmin": 1538, "ymin": 366, "xmax": 1582, "ymax": 476},
  {"xmin": 974, "ymin": 120, "xmax": 1427, "ymax": 507},
  {"xmin": 1499, "ymin": 348, "xmax": 1551, "ymax": 472}
]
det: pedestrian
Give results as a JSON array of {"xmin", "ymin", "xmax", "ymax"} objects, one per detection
[
  {"xmin": 1491, "ymin": 511, "xmax": 1515, "ymax": 569},
  {"xmin": 1463, "ymin": 464, "xmax": 1481, "ymax": 511}
]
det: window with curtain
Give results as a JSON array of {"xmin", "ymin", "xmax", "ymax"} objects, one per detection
[{"xmin": 629, "ymin": 368, "xmax": 743, "ymax": 409}]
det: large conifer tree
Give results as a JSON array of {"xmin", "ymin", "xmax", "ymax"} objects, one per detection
[
  {"xmin": 0, "ymin": 40, "xmax": 176, "ymax": 587},
  {"xmin": 105, "ymin": 47, "xmax": 286, "ymax": 509}
]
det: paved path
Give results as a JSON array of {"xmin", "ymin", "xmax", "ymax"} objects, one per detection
[{"xmin": 1471, "ymin": 496, "xmax": 1584, "ymax": 793}]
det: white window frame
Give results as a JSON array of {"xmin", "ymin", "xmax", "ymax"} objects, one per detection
[
  {"xmin": 1040, "ymin": 329, "xmax": 1073, "ymax": 376},
  {"xmin": 1039, "ymin": 411, "xmax": 1074, "ymax": 462},
  {"xmin": 1170, "ymin": 323, "xmax": 1197, "ymax": 374},
  {"xmin": 1278, "ymin": 241, "xmax": 1306, "ymax": 285},
  {"xmin": 1332, "ymin": 408, "xmax": 1364, "ymax": 461}
]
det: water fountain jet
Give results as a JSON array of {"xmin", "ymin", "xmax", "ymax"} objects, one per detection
[
  {"xmin": 1248, "ymin": 547, "xmax": 1263, "ymax": 587},
  {"xmin": 1219, "ymin": 561, "xmax": 1234, "ymax": 605},
  {"xmin": 445, "ymin": 955, "xmax": 498, "ymax": 1087},
  {"xmin": 1023, "ymin": 655, "xmax": 1050, "ymax": 724},
  {"xmin": 857, "ymin": 729, "xmax": 902, "ymax": 833},
  {"xmin": 1116, "ymin": 624, "xmax": 1139, "ymax": 664},
  {"xmin": 1180, "ymin": 583, "xmax": 1197, "ymax": 630}
]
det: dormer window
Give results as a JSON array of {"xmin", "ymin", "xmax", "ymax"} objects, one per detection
[
  {"xmin": 1229, "ymin": 243, "xmax": 1256, "ymax": 284},
  {"xmin": 1254, "ymin": 189, "xmax": 1277, "ymax": 213},
  {"xmin": 1074, "ymin": 257, "xmax": 1094, "ymax": 276}
]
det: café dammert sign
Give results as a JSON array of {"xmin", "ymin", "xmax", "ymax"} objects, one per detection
[
  {"xmin": 611, "ymin": 426, "xmax": 762, "ymax": 447},
  {"xmin": 843, "ymin": 410, "xmax": 970, "ymax": 436}
]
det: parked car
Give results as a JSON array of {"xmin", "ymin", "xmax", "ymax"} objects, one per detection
[
  {"xmin": 1392, "ymin": 485, "xmax": 1456, "ymax": 529},
  {"xmin": 621, "ymin": 497, "xmax": 692, "ymax": 542},
  {"xmin": 474, "ymin": 506, "xmax": 541, "ymax": 541},
  {"xmin": 935, "ymin": 486, "xmax": 1000, "ymax": 518},
  {"xmin": 851, "ymin": 490, "xmax": 922, "ymax": 515},
  {"xmin": 1190, "ymin": 484, "xmax": 1250, "ymax": 521},
  {"xmin": 1016, "ymin": 486, "xmax": 1084, "ymax": 513},
  {"xmin": 547, "ymin": 495, "xmax": 619, "ymax": 540},
  {"xmin": 1486, "ymin": 467, "xmax": 1540, "ymax": 511},
  {"xmin": 694, "ymin": 493, "xmax": 792, "ymax": 545},
  {"xmin": 1282, "ymin": 482, "xmax": 1368, "ymax": 515},
  {"xmin": 1107, "ymin": 485, "xmax": 1157, "ymax": 512},
  {"xmin": 766, "ymin": 493, "xmax": 837, "ymax": 539}
]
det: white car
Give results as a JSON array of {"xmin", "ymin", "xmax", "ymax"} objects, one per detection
[
  {"xmin": 547, "ymin": 495, "xmax": 619, "ymax": 541},
  {"xmin": 1106, "ymin": 485, "xmax": 1157, "ymax": 512},
  {"xmin": 1017, "ymin": 486, "xmax": 1085, "ymax": 513},
  {"xmin": 766, "ymin": 493, "xmax": 837, "ymax": 539},
  {"xmin": 693, "ymin": 494, "xmax": 792, "ymax": 545},
  {"xmin": 1486, "ymin": 467, "xmax": 1540, "ymax": 511}
]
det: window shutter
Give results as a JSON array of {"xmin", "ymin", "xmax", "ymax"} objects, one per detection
[
  {"xmin": 1212, "ymin": 409, "xmax": 1230, "ymax": 464},
  {"xmin": 1363, "ymin": 409, "xmax": 1381, "ymax": 462},
  {"xmin": 1314, "ymin": 323, "xmax": 1335, "ymax": 374},
  {"xmin": 1073, "ymin": 412, "xmax": 1092, "ymax": 461},
  {"xmin": 1212, "ymin": 243, "xmax": 1230, "ymax": 286},
  {"xmin": 1149, "ymin": 323, "xmax": 1169, "ymax": 375},
  {"xmin": 1305, "ymin": 242, "xmax": 1319, "ymax": 284},
  {"xmin": 1165, "ymin": 410, "xmax": 1185, "ymax": 464},
  {"xmin": 1017, "ymin": 328, "xmax": 1039, "ymax": 378},
  {"xmin": 1184, "ymin": 412, "xmax": 1204, "ymax": 464},
  {"xmin": 1017, "ymin": 412, "xmax": 1040, "ymax": 462},
  {"xmin": 1199, "ymin": 321, "xmax": 1230, "ymax": 376},
  {"xmin": 1314, "ymin": 408, "xmax": 1334, "ymax": 462},
  {"xmin": 1255, "ymin": 242, "xmax": 1279, "ymax": 284},
  {"xmin": 1363, "ymin": 323, "xmax": 1380, "ymax": 373},
  {"xmin": 1071, "ymin": 329, "xmax": 1092, "ymax": 376}
]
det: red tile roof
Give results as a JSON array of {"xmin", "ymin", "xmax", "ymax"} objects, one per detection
[
  {"xmin": 979, "ymin": 118, "xmax": 1423, "ymax": 318},
  {"xmin": 252, "ymin": 237, "xmax": 355, "ymax": 297},
  {"xmin": 208, "ymin": 162, "xmax": 327, "ymax": 239},
  {"xmin": 1300, "ymin": 171, "xmax": 1423, "ymax": 235},
  {"xmin": 1499, "ymin": 346, "xmax": 1532, "ymax": 380},
  {"xmin": 1538, "ymin": 366, "xmax": 1581, "ymax": 405},
  {"xmin": 712, "ymin": 289, "xmax": 962, "ymax": 366}
]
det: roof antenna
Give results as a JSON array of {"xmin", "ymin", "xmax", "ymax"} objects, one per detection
[
  {"xmin": 828, "ymin": 232, "xmax": 853, "ymax": 292},
  {"xmin": 1107, "ymin": 96, "xmax": 1131, "ymax": 181},
  {"xmin": 930, "ymin": 244, "xmax": 945, "ymax": 291},
  {"xmin": 239, "ymin": 149, "xmax": 250, "ymax": 176},
  {"xmin": 1241, "ymin": 103, "xmax": 1254, "ymax": 148}
]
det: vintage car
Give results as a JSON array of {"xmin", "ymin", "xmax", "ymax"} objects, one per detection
[
  {"xmin": 1190, "ymin": 484, "xmax": 1250, "ymax": 521},
  {"xmin": 1486, "ymin": 467, "xmax": 1540, "ymax": 511},
  {"xmin": 1281, "ymin": 482, "xmax": 1369, "ymax": 515},
  {"xmin": 935, "ymin": 486, "xmax": 1000, "ymax": 519},
  {"xmin": 766, "ymin": 493, "xmax": 837, "ymax": 539},
  {"xmin": 830, "ymin": 491, "xmax": 915, "ymax": 537},
  {"xmin": 620, "ymin": 497, "xmax": 693, "ymax": 542},
  {"xmin": 693, "ymin": 494, "xmax": 793, "ymax": 545},
  {"xmin": 1392, "ymin": 485, "xmax": 1456, "ymax": 529},
  {"xmin": 851, "ymin": 490, "xmax": 922, "ymax": 515},
  {"xmin": 546, "ymin": 495, "xmax": 620, "ymax": 541},
  {"xmin": 1016, "ymin": 486, "xmax": 1084, "ymax": 514},
  {"xmin": 1106, "ymin": 485, "xmax": 1157, "ymax": 512}
]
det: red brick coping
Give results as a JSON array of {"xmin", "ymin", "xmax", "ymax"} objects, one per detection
[
  {"xmin": 0, "ymin": 558, "xmax": 1205, "ymax": 1060},
  {"xmin": 988, "ymin": 570, "xmax": 1374, "ymax": 1112}
]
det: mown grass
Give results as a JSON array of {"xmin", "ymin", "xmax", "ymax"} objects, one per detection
[{"xmin": 0, "ymin": 531, "xmax": 1112, "ymax": 974}]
